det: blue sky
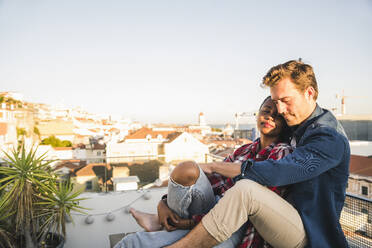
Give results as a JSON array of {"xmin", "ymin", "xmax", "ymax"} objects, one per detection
[{"xmin": 1, "ymin": 0, "xmax": 371, "ymax": 124}]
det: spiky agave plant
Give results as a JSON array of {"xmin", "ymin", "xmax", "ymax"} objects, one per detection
[
  {"xmin": 0, "ymin": 145, "xmax": 54, "ymax": 248},
  {"xmin": 0, "ymin": 197, "xmax": 15, "ymax": 248},
  {"xmin": 37, "ymin": 180, "xmax": 88, "ymax": 239}
]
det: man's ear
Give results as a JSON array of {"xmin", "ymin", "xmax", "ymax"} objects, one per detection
[{"xmin": 305, "ymin": 86, "xmax": 316, "ymax": 101}]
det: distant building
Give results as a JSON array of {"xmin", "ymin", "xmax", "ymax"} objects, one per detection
[
  {"xmin": 37, "ymin": 119, "xmax": 75, "ymax": 142},
  {"xmin": 222, "ymin": 124, "xmax": 234, "ymax": 137},
  {"xmin": 73, "ymin": 163, "xmax": 112, "ymax": 192},
  {"xmin": 0, "ymin": 106, "xmax": 17, "ymax": 159},
  {"xmin": 233, "ymin": 129, "xmax": 254, "ymax": 140},
  {"xmin": 0, "ymin": 95, "xmax": 37, "ymax": 157},
  {"xmin": 53, "ymin": 160, "xmax": 85, "ymax": 181},
  {"xmin": 106, "ymin": 127, "xmax": 174, "ymax": 163},
  {"xmin": 163, "ymin": 132, "xmax": 209, "ymax": 163},
  {"xmin": 73, "ymin": 143, "xmax": 106, "ymax": 164},
  {"xmin": 337, "ymin": 115, "xmax": 372, "ymax": 141},
  {"xmin": 188, "ymin": 112, "xmax": 212, "ymax": 136},
  {"xmin": 106, "ymin": 127, "xmax": 210, "ymax": 164},
  {"xmin": 53, "ymin": 147, "xmax": 74, "ymax": 160},
  {"xmin": 347, "ymin": 155, "xmax": 372, "ymax": 199},
  {"xmin": 343, "ymin": 154, "xmax": 372, "ymax": 237}
]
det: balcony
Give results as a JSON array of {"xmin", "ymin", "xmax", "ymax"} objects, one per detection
[{"xmin": 1, "ymin": 154, "xmax": 371, "ymax": 247}]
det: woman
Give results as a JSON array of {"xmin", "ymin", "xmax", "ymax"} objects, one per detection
[{"xmin": 115, "ymin": 96, "xmax": 292, "ymax": 248}]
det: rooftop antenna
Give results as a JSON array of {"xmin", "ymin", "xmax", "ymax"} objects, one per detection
[{"xmin": 298, "ymin": 57, "xmax": 302, "ymax": 62}]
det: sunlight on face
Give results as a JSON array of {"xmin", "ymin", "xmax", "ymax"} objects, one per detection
[
  {"xmin": 270, "ymin": 78, "xmax": 316, "ymax": 126},
  {"xmin": 256, "ymin": 98, "xmax": 286, "ymax": 137}
]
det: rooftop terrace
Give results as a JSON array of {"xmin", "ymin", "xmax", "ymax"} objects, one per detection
[
  {"xmin": 64, "ymin": 189, "xmax": 372, "ymax": 248},
  {"xmin": 62, "ymin": 153, "xmax": 372, "ymax": 248}
]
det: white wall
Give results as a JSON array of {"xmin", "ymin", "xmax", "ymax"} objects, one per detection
[
  {"xmin": 115, "ymin": 182, "xmax": 138, "ymax": 191},
  {"xmin": 164, "ymin": 132, "xmax": 209, "ymax": 163},
  {"xmin": 73, "ymin": 148, "xmax": 87, "ymax": 160},
  {"xmin": 53, "ymin": 149, "xmax": 74, "ymax": 160},
  {"xmin": 106, "ymin": 141, "xmax": 159, "ymax": 163}
]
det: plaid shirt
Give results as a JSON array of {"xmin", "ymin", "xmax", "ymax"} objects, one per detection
[{"xmin": 192, "ymin": 138, "xmax": 292, "ymax": 248}]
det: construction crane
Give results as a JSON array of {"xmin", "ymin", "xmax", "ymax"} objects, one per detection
[
  {"xmin": 234, "ymin": 111, "xmax": 257, "ymax": 130},
  {"xmin": 335, "ymin": 90, "xmax": 367, "ymax": 115}
]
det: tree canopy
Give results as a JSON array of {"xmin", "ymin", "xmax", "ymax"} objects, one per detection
[{"xmin": 41, "ymin": 135, "xmax": 72, "ymax": 147}]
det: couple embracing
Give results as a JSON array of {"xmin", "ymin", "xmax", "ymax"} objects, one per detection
[{"xmin": 115, "ymin": 60, "xmax": 350, "ymax": 248}]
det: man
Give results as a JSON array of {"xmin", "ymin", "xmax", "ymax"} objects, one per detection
[{"xmin": 166, "ymin": 60, "xmax": 350, "ymax": 248}]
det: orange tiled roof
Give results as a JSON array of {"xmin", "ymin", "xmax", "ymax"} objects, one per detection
[
  {"xmin": 108, "ymin": 128, "xmax": 120, "ymax": 133},
  {"xmin": 54, "ymin": 161, "xmax": 84, "ymax": 171},
  {"xmin": 125, "ymin": 127, "xmax": 176, "ymax": 140},
  {"xmin": 53, "ymin": 147, "xmax": 73, "ymax": 151},
  {"xmin": 75, "ymin": 163, "xmax": 111, "ymax": 177},
  {"xmin": 349, "ymin": 155, "xmax": 372, "ymax": 177}
]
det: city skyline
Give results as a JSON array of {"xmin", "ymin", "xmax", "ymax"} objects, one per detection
[{"xmin": 1, "ymin": 0, "xmax": 371, "ymax": 124}]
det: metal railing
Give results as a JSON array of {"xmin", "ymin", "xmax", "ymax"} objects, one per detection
[{"xmin": 342, "ymin": 194, "xmax": 372, "ymax": 248}]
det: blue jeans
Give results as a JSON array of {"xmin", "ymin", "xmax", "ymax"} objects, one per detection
[{"xmin": 114, "ymin": 166, "xmax": 246, "ymax": 248}]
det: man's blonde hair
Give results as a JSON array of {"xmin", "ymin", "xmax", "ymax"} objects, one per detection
[{"xmin": 262, "ymin": 60, "xmax": 318, "ymax": 100}]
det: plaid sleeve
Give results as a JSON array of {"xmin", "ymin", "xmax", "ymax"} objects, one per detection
[{"xmin": 267, "ymin": 143, "xmax": 293, "ymax": 160}]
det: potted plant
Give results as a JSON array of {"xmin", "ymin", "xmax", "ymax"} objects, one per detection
[{"xmin": 0, "ymin": 145, "xmax": 87, "ymax": 248}]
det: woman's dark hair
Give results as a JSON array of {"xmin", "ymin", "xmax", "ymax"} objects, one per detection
[{"xmin": 258, "ymin": 96, "xmax": 272, "ymax": 110}]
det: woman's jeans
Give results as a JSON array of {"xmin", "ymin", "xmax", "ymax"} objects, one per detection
[{"xmin": 114, "ymin": 166, "xmax": 246, "ymax": 248}]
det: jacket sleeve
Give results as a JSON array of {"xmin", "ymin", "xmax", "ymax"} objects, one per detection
[{"xmin": 241, "ymin": 126, "xmax": 348, "ymax": 187}]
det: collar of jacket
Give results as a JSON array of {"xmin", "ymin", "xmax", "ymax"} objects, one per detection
[{"xmin": 292, "ymin": 104, "xmax": 324, "ymax": 143}]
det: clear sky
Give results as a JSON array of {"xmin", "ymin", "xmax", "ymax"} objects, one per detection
[{"xmin": 1, "ymin": 0, "xmax": 371, "ymax": 124}]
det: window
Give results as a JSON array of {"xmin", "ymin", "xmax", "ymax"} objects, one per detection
[
  {"xmin": 361, "ymin": 186, "xmax": 368, "ymax": 196},
  {"xmin": 97, "ymin": 151, "xmax": 101, "ymax": 156},
  {"xmin": 85, "ymin": 181, "xmax": 92, "ymax": 190},
  {"xmin": 361, "ymin": 208, "xmax": 368, "ymax": 214}
]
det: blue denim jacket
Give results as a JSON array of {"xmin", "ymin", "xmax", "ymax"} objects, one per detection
[{"xmin": 240, "ymin": 105, "xmax": 350, "ymax": 248}]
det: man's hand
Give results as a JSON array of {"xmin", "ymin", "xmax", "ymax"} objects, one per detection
[
  {"xmin": 157, "ymin": 199, "xmax": 180, "ymax": 231},
  {"xmin": 199, "ymin": 163, "xmax": 214, "ymax": 174},
  {"xmin": 172, "ymin": 218, "xmax": 196, "ymax": 230}
]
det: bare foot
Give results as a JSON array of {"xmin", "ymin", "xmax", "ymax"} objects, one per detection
[{"xmin": 130, "ymin": 208, "xmax": 162, "ymax": 232}]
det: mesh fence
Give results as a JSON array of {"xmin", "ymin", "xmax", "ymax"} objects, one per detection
[{"xmin": 341, "ymin": 194, "xmax": 372, "ymax": 248}]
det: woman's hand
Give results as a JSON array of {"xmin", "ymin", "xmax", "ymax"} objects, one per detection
[
  {"xmin": 157, "ymin": 200, "xmax": 180, "ymax": 231},
  {"xmin": 199, "ymin": 163, "xmax": 214, "ymax": 174}
]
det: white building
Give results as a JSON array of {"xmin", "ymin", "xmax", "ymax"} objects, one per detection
[
  {"xmin": 164, "ymin": 132, "xmax": 209, "ymax": 163},
  {"xmin": 106, "ymin": 128, "xmax": 210, "ymax": 164},
  {"xmin": 73, "ymin": 144, "xmax": 106, "ymax": 163},
  {"xmin": 53, "ymin": 147, "xmax": 74, "ymax": 161},
  {"xmin": 106, "ymin": 127, "xmax": 174, "ymax": 163}
]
